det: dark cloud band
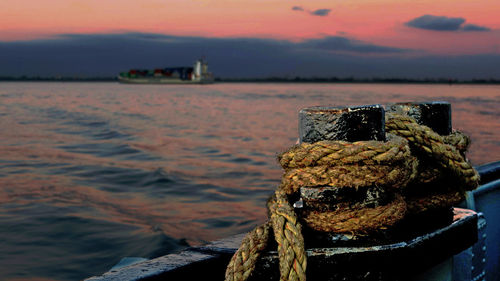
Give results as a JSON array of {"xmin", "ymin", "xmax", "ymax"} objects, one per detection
[
  {"xmin": 406, "ymin": 14, "xmax": 491, "ymax": 32},
  {"xmin": 462, "ymin": 24, "xmax": 491, "ymax": 32},
  {"xmin": 406, "ymin": 15, "xmax": 465, "ymax": 31},
  {"xmin": 0, "ymin": 33, "xmax": 498, "ymax": 79},
  {"xmin": 299, "ymin": 36, "xmax": 408, "ymax": 53},
  {"xmin": 291, "ymin": 6, "xmax": 331, "ymax": 16},
  {"xmin": 311, "ymin": 9, "xmax": 331, "ymax": 16}
]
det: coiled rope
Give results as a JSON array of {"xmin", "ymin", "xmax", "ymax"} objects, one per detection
[
  {"xmin": 385, "ymin": 113, "xmax": 479, "ymax": 190},
  {"xmin": 225, "ymin": 113, "xmax": 479, "ymax": 281}
]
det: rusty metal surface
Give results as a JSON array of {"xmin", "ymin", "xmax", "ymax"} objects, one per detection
[
  {"xmin": 386, "ymin": 101, "xmax": 452, "ymax": 135},
  {"xmin": 196, "ymin": 233, "xmax": 247, "ymax": 255},
  {"xmin": 249, "ymin": 208, "xmax": 478, "ymax": 281},
  {"xmin": 299, "ymin": 185, "xmax": 391, "ymax": 210},
  {"xmin": 84, "ymin": 234, "xmax": 248, "ymax": 281},
  {"xmin": 299, "ymin": 104, "xmax": 385, "ymax": 143},
  {"xmin": 86, "ymin": 208, "xmax": 477, "ymax": 281},
  {"xmin": 84, "ymin": 250, "xmax": 217, "ymax": 281}
]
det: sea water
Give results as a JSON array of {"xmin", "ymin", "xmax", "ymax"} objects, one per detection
[{"xmin": 0, "ymin": 82, "xmax": 499, "ymax": 280}]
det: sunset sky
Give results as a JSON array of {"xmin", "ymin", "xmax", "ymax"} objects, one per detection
[{"xmin": 1, "ymin": 0, "xmax": 499, "ymax": 78}]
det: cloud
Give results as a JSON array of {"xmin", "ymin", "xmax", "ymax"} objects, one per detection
[
  {"xmin": 291, "ymin": 6, "xmax": 331, "ymax": 16},
  {"xmin": 406, "ymin": 15, "xmax": 465, "ymax": 31},
  {"xmin": 406, "ymin": 15, "xmax": 492, "ymax": 32},
  {"xmin": 310, "ymin": 9, "xmax": 331, "ymax": 16},
  {"xmin": 462, "ymin": 24, "xmax": 491, "ymax": 32},
  {"xmin": 0, "ymin": 32, "xmax": 499, "ymax": 79},
  {"xmin": 299, "ymin": 36, "xmax": 409, "ymax": 53}
]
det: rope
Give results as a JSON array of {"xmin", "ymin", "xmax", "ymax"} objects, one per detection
[
  {"xmin": 279, "ymin": 135, "xmax": 410, "ymax": 169},
  {"xmin": 269, "ymin": 190, "xmax": 307, "ymax": 281},
  {"xmin": 405, "ymin": 190, "xmax": 465, "ymax": 214},
  {"xmin": 385, "ymin": 113, "xmax": 479, "ymax": 190},
  {"xmin": 225, "ymin": 222, "xmax": 271, "ymax": 281},
  {"xmin": 301, "ymin": 194, "xmax": 407, "ymax": 234},
  {"xmin": 225, "ymin": 112, "xmax": 478, "ymax": 281},
  {"xmin": 444, "ymin": 131, "xmax": 471, "ymax": 155}
]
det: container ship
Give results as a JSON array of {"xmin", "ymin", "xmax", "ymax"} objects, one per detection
[{"xmin": 118, "ymin": 59, "xmax": 214, "ymax": 84}]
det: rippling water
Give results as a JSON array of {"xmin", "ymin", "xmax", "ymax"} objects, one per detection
[{"xmin": 0, "ymin": 82, "xmax": 499, "ymax": 280}]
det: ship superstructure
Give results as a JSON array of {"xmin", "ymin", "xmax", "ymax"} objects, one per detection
[{"xmin": 118, "ymin": 59, "xmax": 214, "ymax": 84}]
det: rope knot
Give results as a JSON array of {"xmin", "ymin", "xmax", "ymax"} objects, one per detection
[{"xmin": 225, "ymin": 112, "xmax": 478, "ymax": 281}]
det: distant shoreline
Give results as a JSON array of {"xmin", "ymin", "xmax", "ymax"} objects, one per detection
[{"xmin": 0, "ymin": 76, "xmax": 499, "ymax": 84}]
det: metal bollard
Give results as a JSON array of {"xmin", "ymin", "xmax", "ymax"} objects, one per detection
[
  {"xmin": 299, "ymin": 104, "xmax": 386, "ymax": 143},
  {"xmin": 387, "ymin": 101, "xmax": 456, "ymax": 229},
  {"xmin": 297, "ymin": 105, "xmax": 389, "ymax": 245},
  {"xmin": 249, "ymin": 103, "xmax": 478, "ymax": 281},
  {"xmin": 386, "ymin": 101, "xmax": 452, "ymax": 135}
]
